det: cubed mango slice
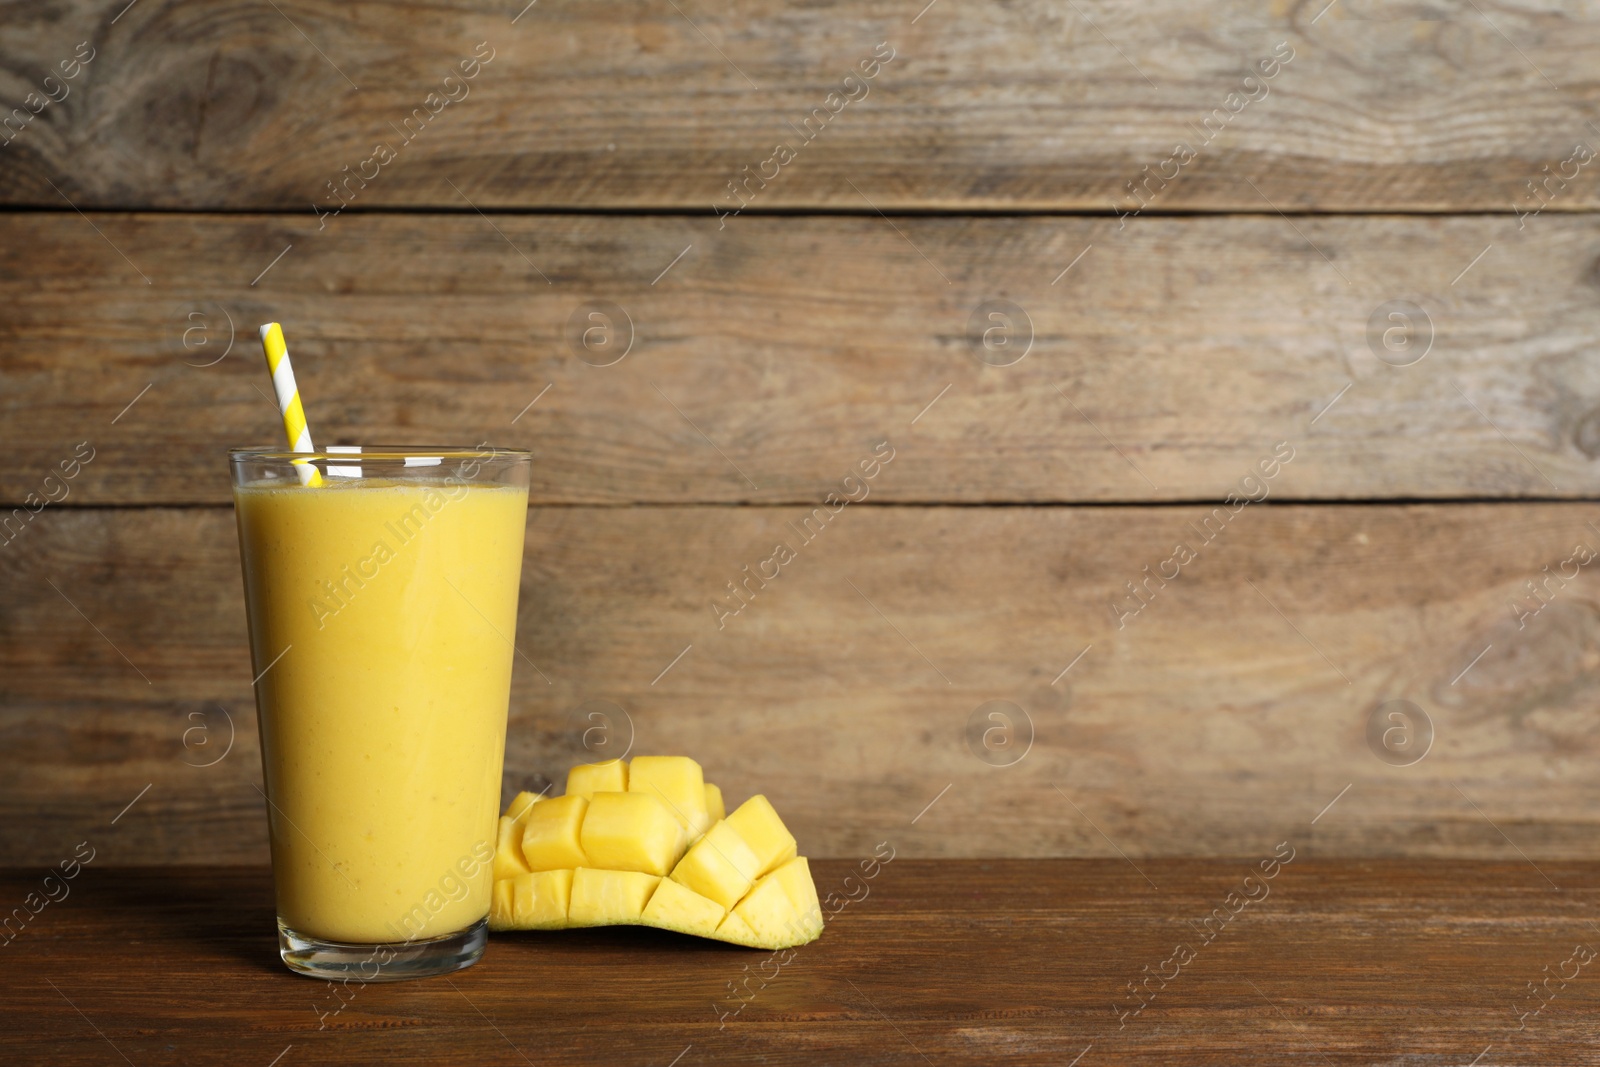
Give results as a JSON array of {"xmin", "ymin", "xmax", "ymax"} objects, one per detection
[
  {"xmin": 511, "ymin": 869, "xmax": 573, "ymax": 929},
  {"xmin": 768, "ymin": 855, "xmax": 822, "ymax": 926},
  {"xmin": 566, "ymin": 760, "xmax": 627, "ymax": 800},
  {"xmin": 490, "ymin": 877, "xmax": 516, "ymax": 929},
  {"xmin": 715, "ymin": 908, "xmax": 760, "ymax": 946},
  {"xmin": 724, "ymin": 795, "xmax": 797, "ymax": 877},
  {"xmin": 494, "ymin": 815, "xmax": 532, "ymax": 881},
  {"xmin": 629, "ymin": 756, "xmax": 711, "ymax": 839},
  {"xmin": 704, "ymin": 782, "xmax": 725, "ymax": 822},
  {"xmin": 670, "ymin": 819, "xmax": 761, "ymax": 909},
  {"xmin": 643, "ymin": 877, "xmax": 726, "ymax": 937},
  {"xmin": 521, "ymin": 794, "xmax": 589, "ymax": 871},
  {"xmin": 568, "ymin": 868, "xmax": 660, "ymax": 925},
  {"xmin": 505, "ymin": 789, "xmax": 545, "ymax": 822},
  {"xmin": 732, "ymin": 856, "xmax": 822, "ymax": 946},
  {"xmin": 580, "ymin": 791, "xmax": 686, "ymax": 876}
]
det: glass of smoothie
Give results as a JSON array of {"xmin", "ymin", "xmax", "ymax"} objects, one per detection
[{"xmin": 230, "ymin": 445, "xmax": 531, "ymax": 980}]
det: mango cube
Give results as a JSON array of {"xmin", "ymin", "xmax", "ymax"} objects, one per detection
[
  {"xmin": 732, "ymin": 857, "xmax": 821, "ymax": 946},
  {"xmin": 580, "ymin": 791, "xmax": 686, "ymax": 876},
  {"xmin": 511, "ymin": 869, "xmax": 573, "ymax": 929},
  {"xmin": 769, "ymin": 855, "xmax": 822, "ymax": 924},
  {"xmin": 642, "ymin": 877, "xmax": 726, "ymax": 937},
  {"xmin": 724, "ymin": 795, "xmax": 797, "ymax": 876},
  {"xmin": 715, "ymin": 908, "xmax": 759, "ymax": 946},
  {"xmin": 670, "ymin": 819, "xmax": 761, "ymax": 909},
  {"xmin": 566, "ymin": 760, "xmax": 627, "ymax": 800},
  {"xmin": 505, "ymin": 790, "xmax": 545, "ymax": 822},
  {"xmin": 629, "ymin": 756, "xmax": 711, "ymax": 838},
  {"xmin": 490, "ymin": 878, "xmax": 515, "ymax": 928},
  {"xmin": 568, "ymin": 868, "xmax": 660, "ymax": 925},
  {"xmin": 494, "ymin": 815, "xmax": 532, "ymax": 881},
  {"xmin": 704, "ymin": 782, "xmax": 725, "ymax": 822},
  {"xmin": 521, "ymin": 794, "xmax": 589, "ymax": 871}
]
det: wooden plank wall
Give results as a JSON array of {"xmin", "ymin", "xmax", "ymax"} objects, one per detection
[{"xmin": 3, "ymin": 0, "xmax": 1598, "ymax": 864}]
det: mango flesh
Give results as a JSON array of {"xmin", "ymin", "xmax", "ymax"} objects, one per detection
[
  {"xmin": 715, "ymin": 908, "xmax": 760, "ymax": 945},
  {"xmin": 568, "ymin": 868, "xmax": 661, "ymax": 925},
  {"xmin": 494, "ymin": 789, "xmax": 548, "ymax": 880},
  {"xmin": 489, "ymin": 756, "xmax": 822, "ymax": 950},
  {"xmin": 734, "ymin": 856, "xmax": 820, "ymax": 946},
  {"xmin": 670, "ymin": 819, "xmax": 760, "ymax": 909},
  {"xmin": 704, "ymin": 782, "xmax": 725, "ymax": 822},
  {"xmin": 580, "ymin": 791, "xmax": 685, "ymax": 876},
  {"xmin": 493, "ymin": 816, "xmax": 532, "ymax": 881},
  {"xmin": 506, "ymin": 790, "xmax": 545, "ymax": 822},
  {"xmin": 521, "ymin": 794, "xmax": 589, "ymax": 871},
  {"xmin": 725, "ymin": 795, "xmax": 797, "ymax": 877},
  {"xmin": 628, "ymin": 756, "xmax": 712, "ymax": 839},
  {"xmin": 643, "ymin": 876, "xmax": 727, "ymax": 935},
  {"xmin": 511, "ymin": 869, "xmax": 572, "ymax": 929},
  {"xmin": 566, "ymin": 760, "xmax": 627, "ymax": 800}
]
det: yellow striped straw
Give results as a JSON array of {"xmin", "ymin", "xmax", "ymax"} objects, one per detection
[{"xmin": 258, "ymin": 322, "xmax": 324, "ymax": 487}]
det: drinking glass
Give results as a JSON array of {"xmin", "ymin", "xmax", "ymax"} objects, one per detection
[{"xmin": 230, "ymin": 446, "xmax": 530, "ymax": 980}]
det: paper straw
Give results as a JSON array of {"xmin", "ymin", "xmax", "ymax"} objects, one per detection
[
  {"xmin": 326, "ymin": 444, "xmax": 363, "ymax": 479},
  {"xmin": 258, "ymin": 323, "xmax": 323, "ymax": 487}
]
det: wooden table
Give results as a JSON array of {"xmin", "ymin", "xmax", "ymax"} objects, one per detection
[{"xmin": 5, "ymin": 859, "xmax": 1598, "ymax": 1065}]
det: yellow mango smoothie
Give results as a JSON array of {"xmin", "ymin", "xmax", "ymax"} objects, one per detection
[{"xmin": 233, "ymin": 466, "xmax": 528, "ymax": 955}]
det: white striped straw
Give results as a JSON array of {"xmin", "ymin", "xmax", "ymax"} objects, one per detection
[
  {"xmin": 258, "ymin": 323, "xmax": 323, "ymax": 487},
  {"xmin": 326, "ymin": 445, "xmax": 363, "ymax": 479}
]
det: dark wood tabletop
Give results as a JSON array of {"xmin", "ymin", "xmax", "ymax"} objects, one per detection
[{"xmin": 4, "ymin": 858, "xmax": 1599, "ymax": 1065}]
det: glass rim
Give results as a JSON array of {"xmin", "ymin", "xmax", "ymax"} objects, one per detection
[{"xmin": 229, "ymin": 445, "xmax": 530, "ymax": 462}]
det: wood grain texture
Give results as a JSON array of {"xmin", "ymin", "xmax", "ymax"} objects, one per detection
[
  {"xmin": 3, "ymin": 861, "xmax": 1600, "ymax": 1065},
  {"xmin": 3, "ymin": 1, "xmax": 1600, "ymax": 210},
  {"xmin": 5, "ymin": 502, "xmax": 1599, "ymax": 865},
  {"xmin": 6, "ymin": 211, "xmax": 1600, "ymax": 506}
]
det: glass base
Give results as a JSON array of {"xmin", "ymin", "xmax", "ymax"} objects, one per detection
[{"xmin": 278, "ymin": 917, "xmax": 488, "ymax": 981}]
